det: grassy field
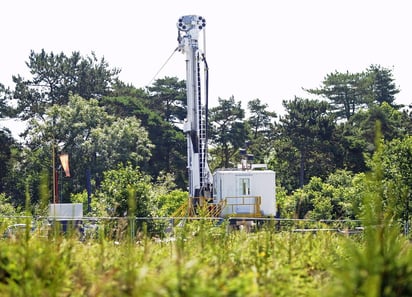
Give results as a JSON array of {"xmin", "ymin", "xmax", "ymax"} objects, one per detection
[{"xmin": 0, "ymin": 218, "xmax": 411, "ymax": 297}]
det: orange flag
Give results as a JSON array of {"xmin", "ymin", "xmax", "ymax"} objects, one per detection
[{"xmin": 59, "ymin": 153, "xmax": 70, "ymax": 177}]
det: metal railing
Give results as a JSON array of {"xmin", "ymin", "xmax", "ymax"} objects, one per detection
[{"xmin": 222, "ymin": 196, "xmax": 261, "ymax": 217}]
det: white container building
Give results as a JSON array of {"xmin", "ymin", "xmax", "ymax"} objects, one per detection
[{"xmin": 212, "ymin": 168, "xmax": 276, "ymax": 217}]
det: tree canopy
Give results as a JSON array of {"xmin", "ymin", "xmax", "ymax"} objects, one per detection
[
  {"xmin": 208, "ymin": 96, "xmax": 247, "ymax": 169},
  {"xmin": 276, "ymin": 97, "xmax": 337, "ymax": 188},
  {"xmin": 246, "ymin": 98, "xmax": 277, "ymax": 163},
  {"xmin": 1, "ymin": 49, "xmax": 411, "ymax": 224},
  {"xmin": 22, "ymin": 94, "xmax": 153, "ymax": 203},
  {"xmin": 12, "ymin": 50, "xmax": 120, "ymax": 121},
  {"xmin": 305, "ymin": 65, "xmax": 400, "ymax": 120}
]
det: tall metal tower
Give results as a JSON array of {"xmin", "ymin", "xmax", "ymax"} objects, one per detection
[{"xmin": 177, "ymin": 15, "xmax": 212, "ymax": 203}]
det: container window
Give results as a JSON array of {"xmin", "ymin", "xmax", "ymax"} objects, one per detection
[{"xmin": 239, "ymin": 178, "xmax": 250, "ymax": 195}]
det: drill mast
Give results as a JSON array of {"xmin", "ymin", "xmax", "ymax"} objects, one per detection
[{"xmin": 177, "ymin": 15, "xmax": 212, "ymax": 202}]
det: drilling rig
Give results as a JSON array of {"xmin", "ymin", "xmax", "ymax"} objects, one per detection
[
  {"xmin": 177, "ymin": 15, "xmax": 276, "ymax": 219},
  {"xmin": 177, "ymin": 15, "xmax": 212, "ymax": 211}
]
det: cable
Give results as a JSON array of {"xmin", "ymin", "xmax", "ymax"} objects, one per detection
[
  {"xmin": 146, "ymin": 47, "xmax": 179, "ymax": 86},
  {"xmin": 202, "ymin": 52, "xmax": 209, "ymax": 160}
]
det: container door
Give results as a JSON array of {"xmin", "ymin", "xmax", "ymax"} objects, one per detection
[{"xmin": 234, "ymin": 176, "xmax": 253, "ymax": 214}]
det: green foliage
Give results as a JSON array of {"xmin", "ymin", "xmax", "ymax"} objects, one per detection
[
  {"xmin": 0, "ymin": 83, "xmax": 13, "ymax": 118},
  {"xmin": 23, "ymin": 94, "xmax": 153, "ymax": 203},
  {"xmin": 334, "ymin": 121, "xmax": 369, "ymax": 173},
  {"xmin": 143, "ymin": 171, "xmax": 188, "ymax": 217},
  {"xmin": 301, "ymin": 66, "xmax": 404, "ymax": 178},
  {"xmin": 306, "ymin": 179, "xmax": 334, "ymax": 221},
  {"xmin": 12, "ymin": 49, "xmax": 120, "ymax": 121},
  {"xmin": 0, "ymin": 193, "xmax": 21, "ymax": 216},
  {"xmin": 209, "ymin": 96, "xmax": 247, "ymax": 169},
  {"xmin": 102, "ymin": 90, "xmax": 187, "ymax": 189},
  {"xmin": 325, "ymin": 125, "xmax": 412, "ymax": 297},
  {"xmin": 92, "ymin": 163, "xmax": 154, "ymax": 218},
  {"xmin": 277, "ymin": 97, "xmax": 337, "ymax": 188},
  {"xmin": 3, "ymin": 48, "xmax": 412, "ymax": 228},
  {"xmin": 272, "ymin": 186, "xmax": 291, "ymax": 218},
  {"xmin": 70, "ymin": 191, "xmax": 89, "ymax": 215},
  {"xmin": 0, "ymin": 224, "xmax": 348, "ymax": 297},
  {"xmin": 146, "ymin": 76, "xmax": 187, "ymax": 124},
  {"xmin": 370, "ymin": 136, "xmax": 412, "ymax": 234},
  {"xmin": 365, "ymin": 65, "xmax": 400, "ymax": 108},
  {"xmin": 246, "ymin": 98, "xmax": 277, "ymax": 163},
  {"xmin": 291, "ymin": 178, "xmax": 334, "ymax": 220},
  {"xmin": 282, "ymin": 170, "xmax": 363, "ymax": 220},
  {"xmin": 306, "ymin": 70, "xmax": 367, "ymax": 120},
  {"xmin": 0, "ymin": 129, "xmax": 14, "ymax": 194},
  {"xmin": 306, "ymin": 65, "xmax": 400, "ymax": 121},
  {"xmin": 155, "ymin": 189, "xmax": 188, "ymax": 217},
  {"xmin": 267, "ymin": 138, "xmax": 300, "ymax": 192},
  {"xmin": 326, "ymin": 170, "xmax": 364, "ymax": 219},
  {"xmin": 348, "ymin": 102, "xmax": 408, "ymax": 153}
]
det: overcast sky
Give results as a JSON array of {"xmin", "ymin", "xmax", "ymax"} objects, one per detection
[{"xmin": 1, "ymin": 0, "xmax": 411, "ymax": 133}]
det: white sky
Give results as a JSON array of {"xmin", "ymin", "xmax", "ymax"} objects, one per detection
[{"xmin": 1, "ymin": 0, "xmax": 411, "ymax": 136}]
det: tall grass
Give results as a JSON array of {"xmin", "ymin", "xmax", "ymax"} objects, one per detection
[
  {"xmin": 325, "ymin": 123, "xmax": 412, "ymax": 297},
  {"xmin": 2, "ymin": 124, "xmax": 411, "ymax": 296},
  {"xmin": 1, "ymin": 208, "xmax": 410, "ymax": 296},
  {"xmin": 0, "ymin": 219, "xmax": 349, "ymax": 297}
]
